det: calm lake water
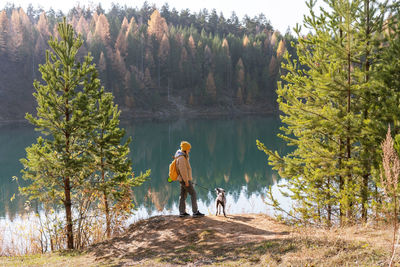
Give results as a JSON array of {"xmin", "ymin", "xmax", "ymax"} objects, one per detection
[{"xmin": 0, "ymin": 115, "xmax": 288, "ymax": 221}]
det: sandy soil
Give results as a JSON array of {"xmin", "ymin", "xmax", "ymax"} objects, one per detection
[{"xmin": 87, "ymin": 213, "xmax": 394, "ymax": 266}]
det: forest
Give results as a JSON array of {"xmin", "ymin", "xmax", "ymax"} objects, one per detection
[
  {"xmin": 258, "ymin": 0, "xmax": 400, "ymax": 229},
  {"xmin": 1, "ymin": 0, "xmax": 400, "ymax": 265},
  {"xmin": 0, "ymin": 3, "xmax": 293, "ymax": 121}
]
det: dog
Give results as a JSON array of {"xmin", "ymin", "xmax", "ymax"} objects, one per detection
[{"xmin": 215, "ymin": 188, "xmax": 226, "ymax": 217}]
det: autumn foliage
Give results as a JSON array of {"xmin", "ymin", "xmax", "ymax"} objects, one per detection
[{"xmin": 0, "ymin": 5, "xmax": 290, "ymax": 120}]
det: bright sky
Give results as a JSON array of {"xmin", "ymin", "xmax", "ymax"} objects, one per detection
[{"xmin": 4, "ymin": 0, "xmax": 318, "ymax": 33}]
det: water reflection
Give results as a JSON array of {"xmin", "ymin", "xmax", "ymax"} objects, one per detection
[
  {"xmin": 125, "ymin": 115, "xmax": 287, "ymax": 216},
  {"xmin": 0, "ymin": 122, "xmax": 37, "ymax": 220},
  {"xmin": 0, "ymin": 115, "xmax": 287, "ymax": 220}
]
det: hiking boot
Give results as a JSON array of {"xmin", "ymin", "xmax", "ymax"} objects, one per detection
[
  {"xmin": 179, "ymin": 212, "xmax": 190, "ymax": 217},
  {"xmin": 192, "ymin": 211, "xmax": 205, "ymax": 217}
]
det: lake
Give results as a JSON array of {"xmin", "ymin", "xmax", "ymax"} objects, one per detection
[{"xmin": 0, "ymin": 115, "xmax": 288, "ymax": 221}]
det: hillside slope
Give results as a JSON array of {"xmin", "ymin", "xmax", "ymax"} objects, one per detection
[
  {"xmin": 87, "ymin": 214, "xmax": 392, "ymax": 266},
  {"xmin": 0, "ymin": 213, "xmax": 395, "ymax": 266}
]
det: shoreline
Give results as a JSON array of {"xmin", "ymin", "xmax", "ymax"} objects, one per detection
[{"xmin": 0, "ymin": 107, "xmax": 279, "ymax": 125}]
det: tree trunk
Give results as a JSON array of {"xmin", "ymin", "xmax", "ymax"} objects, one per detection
[
  {"xmin": 64, "ymin": 96, "xmax": 74, "ymax": 249},
  {"xmin": 101, "ymin": 142, "xmax": 111, "ymax": 238},
  {"xmin": 64, "ymin": 176, "xmax": 74, "ymax": 249},
  {"xmin": 104, "ymin": 190, "xmax": 111, "ymax": 238},
  {"xmin": 361, "ymin": 0, "xmax": 370, "ymax": 223},
  {"xmin": 339, "ymin": 138, "xmax": 343, "ymax": 225},
  {"xmin": 361, "ymin": 174, "xmax": 369, "ymax": 221},
  {"xmin": 345, "ymin": 21, "xmax": 352, "ymax": 222},
  {"xmin": 327, "ymin": 176, "xmax": 332, "ymax": 227}
]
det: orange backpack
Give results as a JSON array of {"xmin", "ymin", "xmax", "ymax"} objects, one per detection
[{"xmin": 168, "ymin": 155, "xmax": 184, "ymax": 182}]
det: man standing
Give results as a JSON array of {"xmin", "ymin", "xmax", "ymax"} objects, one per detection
[{"xmin": 175, "ymin": 141, "xmax": 204, "ymax": 218}]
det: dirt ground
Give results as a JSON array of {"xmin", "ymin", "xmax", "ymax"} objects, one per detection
[{"xmin": 87, "ymin": 213, "xmax": 395, "ymax": 266}]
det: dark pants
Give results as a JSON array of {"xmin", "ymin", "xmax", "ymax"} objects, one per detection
[{"xmin": 179, "ymin": 181, "xmax": 198, "ymax": 214}]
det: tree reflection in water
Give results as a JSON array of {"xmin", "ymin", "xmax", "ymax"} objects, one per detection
[
  {"xmin": 0, "ymin": 116, "xmax": 288, "ymax": 220},
  {"xmin": 126, "ymin": 115, "xmax": 288, "ymax": 216}
]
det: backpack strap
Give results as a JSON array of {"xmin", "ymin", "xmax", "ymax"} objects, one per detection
[{"xmin": 174, "ymin": 154, "xmax": 185, "ymax": 177}]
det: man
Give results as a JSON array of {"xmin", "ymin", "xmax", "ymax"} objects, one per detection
[{"xmin": 175, "ymin": 141, "xmax": 204, "ymax": 218}]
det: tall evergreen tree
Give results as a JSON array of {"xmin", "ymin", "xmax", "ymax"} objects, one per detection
[
  {"xmin": 88, "ymin": 90, "xmax": 149, "ymax": 238},
  {"xmin": 257, "ymin": 0, "xmax": 390, "ymax": 226},
  {"xmin": 21, "ymin": 18, "xmax": 99, "ymax": 249},
  {"xmin": 18, "ymin": 18, "xmax": 149, "ymax": 249}
]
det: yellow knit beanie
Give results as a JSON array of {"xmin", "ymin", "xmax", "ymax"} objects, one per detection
[{"xmin": 180, "ymin": 141, "xmax": 191, "ymax": 152}]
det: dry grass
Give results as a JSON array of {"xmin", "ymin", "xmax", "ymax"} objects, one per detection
[
  {"xmin": 0, "ymin": 214, "xmax": 397, "ymax": 266},
  {"xmin": 0, "ymin": 250, "xmax": 96, "ymax": 267}
]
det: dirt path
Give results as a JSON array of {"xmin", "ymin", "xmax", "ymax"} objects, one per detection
[
  {"xmin": 87, "ymin": 214, "xmax": 392, "ymax": 266},
  {"xmin": 88, "ymin": 214, "xmax": 290, "ymax": 265}
]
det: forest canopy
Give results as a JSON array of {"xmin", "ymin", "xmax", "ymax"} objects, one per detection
[{"xmin": 0, "ymin": 3, "xmax": 294, "ymax": 120}]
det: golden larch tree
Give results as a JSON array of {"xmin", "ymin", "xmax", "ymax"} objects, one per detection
[
  {"xmin": 113, "ymin": 49, "xmax": 127, "ymax": 79},
  {"xmin": 0, "ymin": 10, "xmax": 9, "ymax": 54},
  {"xmin": 37, "ymin": 12, "xmax": 50, "ymax": 38},
  {"xmin": 98, "ymin": 51, "xmax": 107, "ymax": 73},
  {"xmin": 159, "ymin": 33, "xmax": 170, "ymax": 64},
  {"xmin": 243, "ymin": 35, "xmax": 249, "ymax": 47},
  {"xmin": 276, "ymin": 40, "xmax": 286, "ymax": 58},
  {"xmin": 76, "ymin": 15, "xmax": 89, "ymax": 36},
  {"xmin": 187, "ymin": 35, "xmax": 196, "ymax": 56},
  {"xmin": 147, "ymin": 10, "xmax": 168, "ymax": 41},
  {"xmin": 270, "ymin": 30, "xmax": 278, "ymax": 48},
  {"xmin": 206, "ymin": 72, "xmax": 217, "ymax": 101},
  {"xmin": 179, "ymin": 47, "xmax": 188, "ymax": 72},
  {"xmin": 9, "ymin": 9, "xmax": 24, "ymax": 61},
  {"xmin": 264, "ymin": 31, "xmax": 271, "ymax": 50},
  {"xmin": 94, "ymin": 13, "xmax": 111, "ymax": 44},
  {"xmin": 116, "ymin": 17, "xmax": 129, "ymax": 56},
  {"xmin": 236, "ymin": 58, "xmax": 245, "ymax": 104},
  {"xmin": 34, "ymin": 32, "xmax": 46, "ymax": 59},
  {"xmin": 268, "ymin": 55, "xmax": 277, "ymax": 75},
  {"xmin": 126, "ymin": 17, "xmax": 138, "ymax": 37},
  {"xmin": 222, "ymin": 38, "xmax": 229, "ymax": 52}
]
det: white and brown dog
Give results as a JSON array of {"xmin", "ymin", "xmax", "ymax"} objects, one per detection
[{"xmin": 215, "ymin": 188, "xmax": 226, "ymax": 217}]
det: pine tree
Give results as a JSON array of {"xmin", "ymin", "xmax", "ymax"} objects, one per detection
[
  {"xmin": 257, "ymin": 0, "xmax": 390, "ymax": 226},
  {"xmin": 144, "ymin": 67, "xmax": 153, "ymax": 89},
  {"xmin": 380, "ymin": 10, "xmax": 400, "ymax": 132},
  {"xmin": 20, "ymin": 18, "xmax": 105, "ymax": 249},
  {"xmin": 88, "ymin": 90, "xmax": 149, "ymax": 238},
  {"xmin": 158, "ymin": 33, "xmax": 170, "ymax": 89}
]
